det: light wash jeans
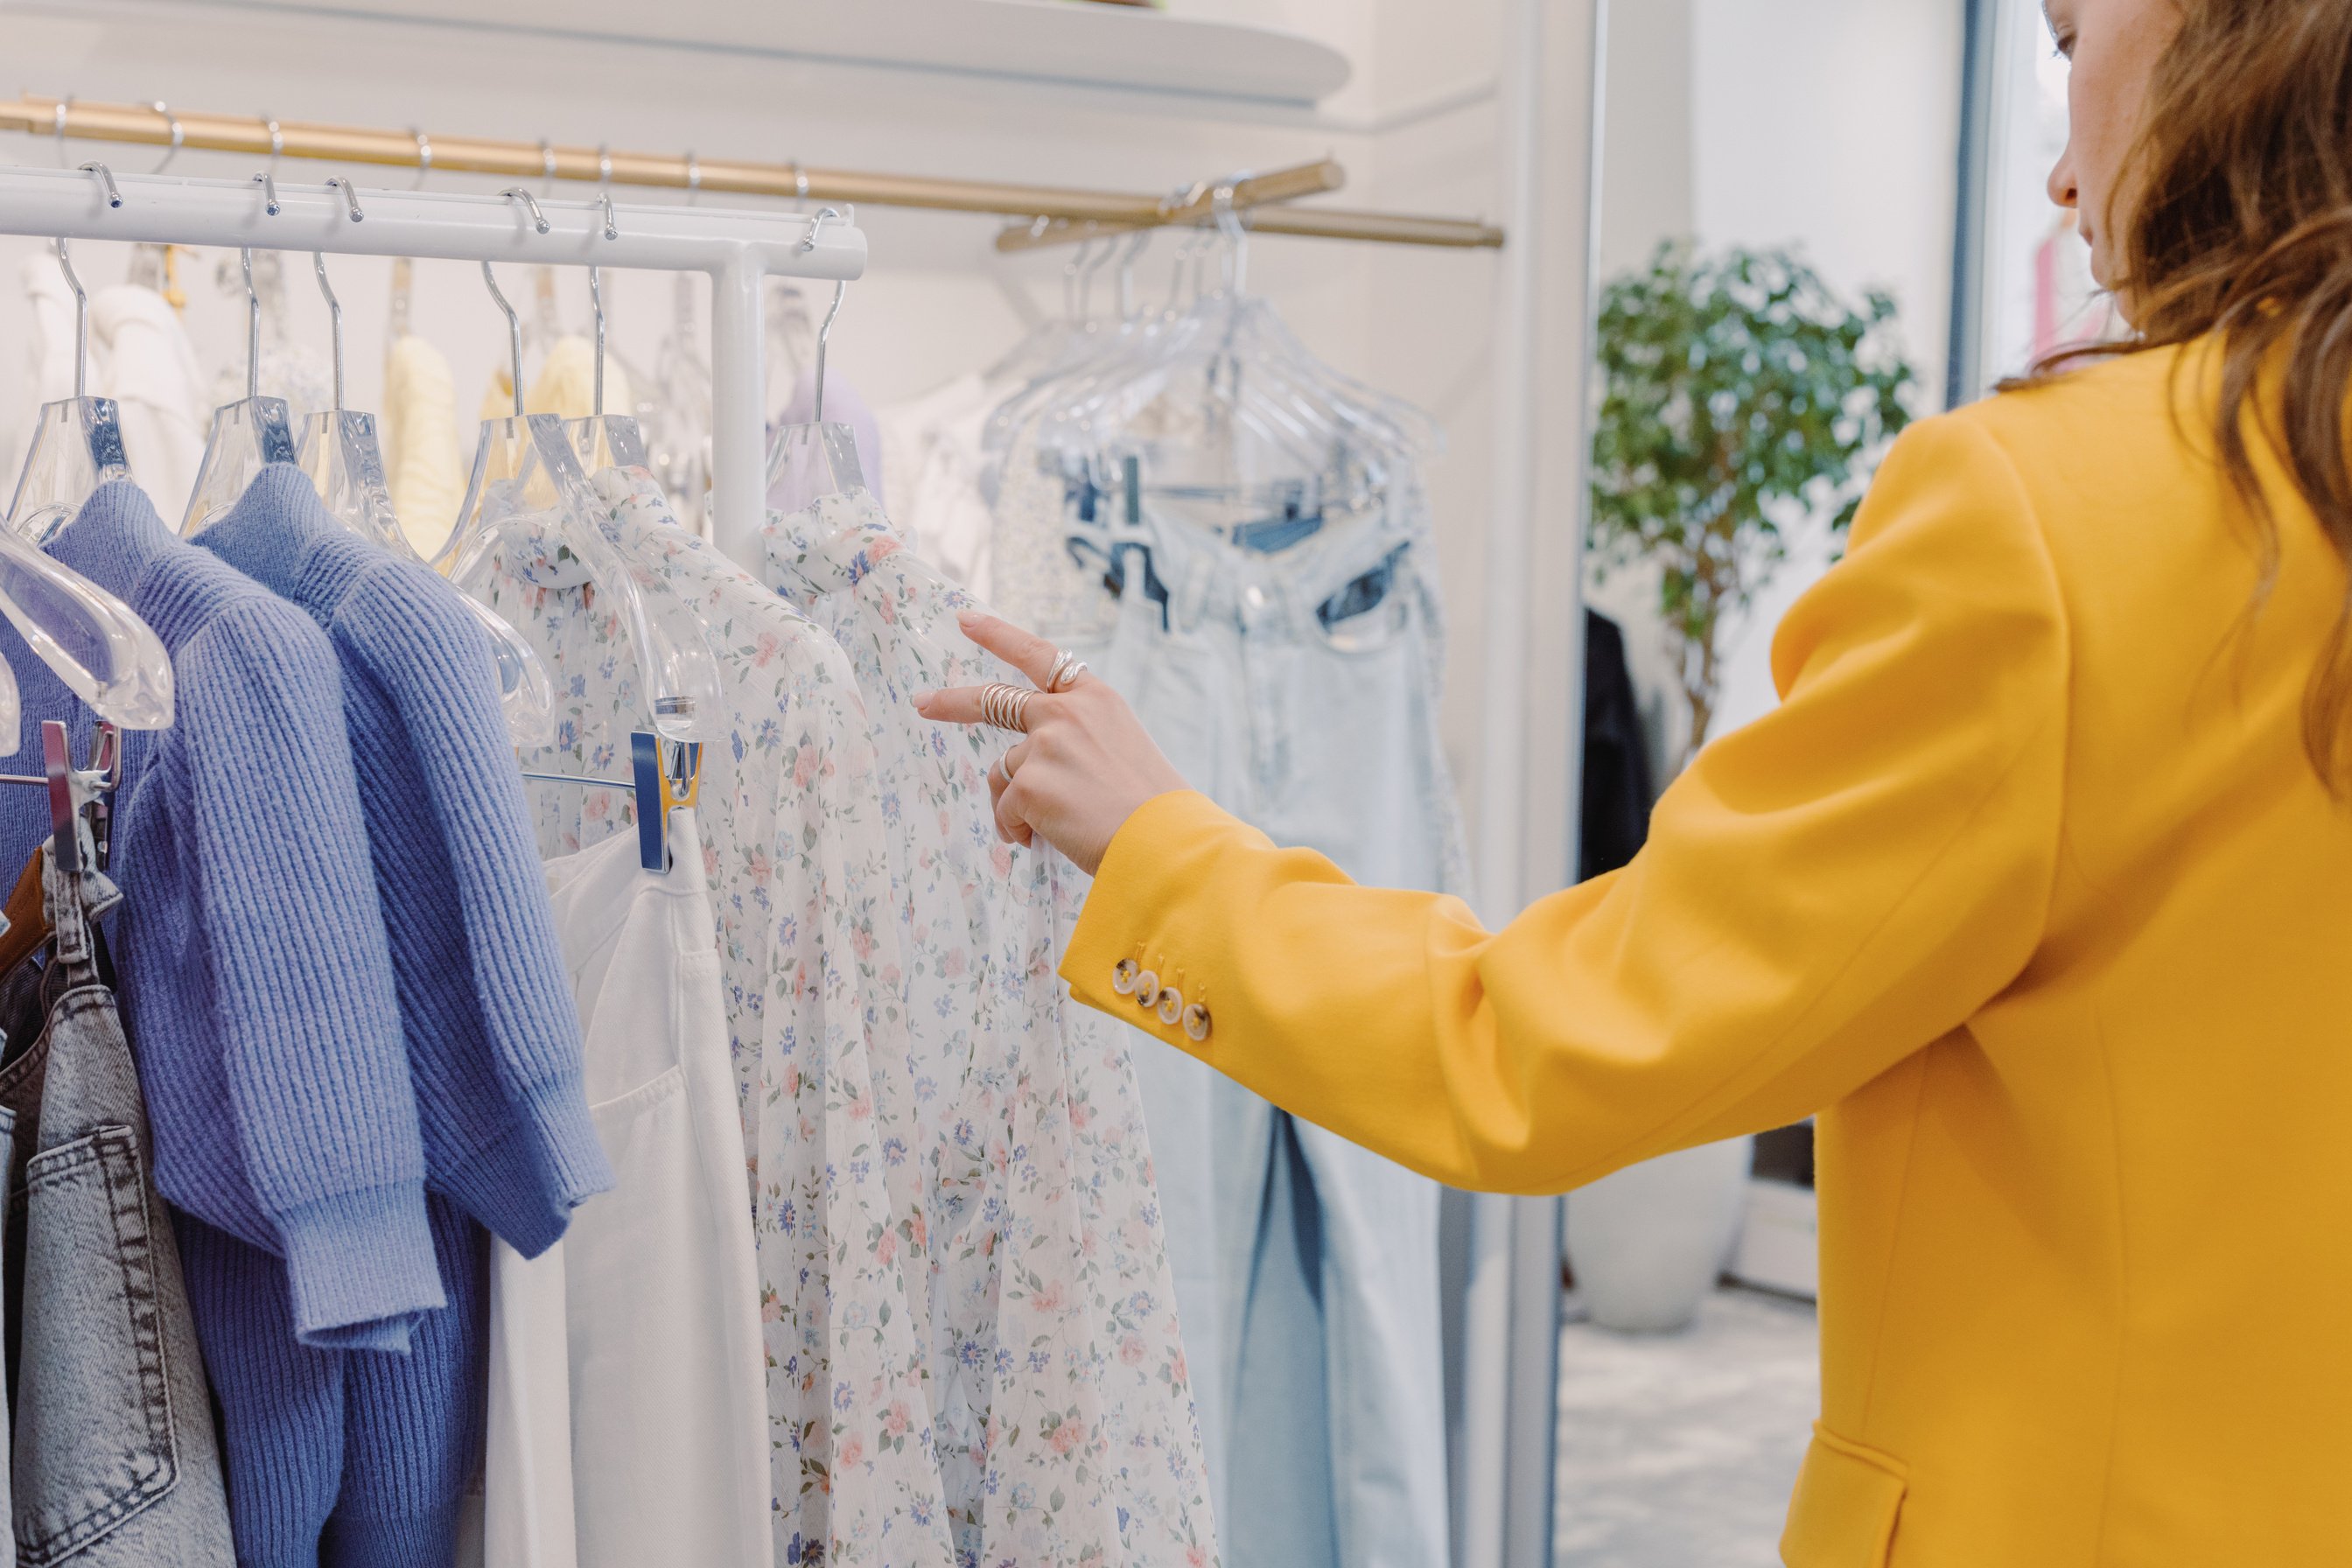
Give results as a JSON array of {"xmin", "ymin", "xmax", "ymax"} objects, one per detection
[
  {"xmin": 1070, "ymin": 491, "xmax": 1460, "ymax": 1568},
  {"xmin": 0, "ymin": 842, "xmax": 234, "ymax": 1568}
]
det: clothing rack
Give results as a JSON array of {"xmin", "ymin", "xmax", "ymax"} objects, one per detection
[
  {"xmin": 0, "ymin": 95, "xmax": 1506, "ymax": 251},
  {"xmin": 0, "ymin": 163, "xmax": 865, "ymax": 564}
]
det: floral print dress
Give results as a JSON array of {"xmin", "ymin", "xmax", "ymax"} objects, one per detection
[
  {"xmin": 472, "ymin": 469, "xmax": 951, "ymax": 1566},
  {"xmin": 766, "ymin": 489, "xmax": 1218, "ymax": 1568}
]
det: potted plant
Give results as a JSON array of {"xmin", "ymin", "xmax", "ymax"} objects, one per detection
[{"xmin": 1569, "ymin": 241, "xmax": 1915, "ymax": 1332}]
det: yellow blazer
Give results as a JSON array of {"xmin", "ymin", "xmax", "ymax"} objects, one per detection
[{"xmin": 1063, "ymin": 340, "xmax": 2352, "ymax": 1567}]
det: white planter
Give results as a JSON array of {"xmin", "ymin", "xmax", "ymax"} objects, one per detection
[{"xmin": 1564, "ymin": 1136, "xmax": 1755, "ymax": 1333}]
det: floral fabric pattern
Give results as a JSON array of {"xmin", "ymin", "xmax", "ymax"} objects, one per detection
[
  {"xmin": 767, "ymin": 488, "xmax": 1218, "ymax": 1568},
  {"xmin": 476, "ymin": 470, "xmax": 951, "ymax": 1567}
]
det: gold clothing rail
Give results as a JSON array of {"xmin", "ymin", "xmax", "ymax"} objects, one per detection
[{"xmin": 0, "ymin": 95, "xmax": 1504, "ymax": 251}]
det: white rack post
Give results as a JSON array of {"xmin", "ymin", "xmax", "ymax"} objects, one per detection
[{"xmin": 0, "ymin": 164, "xmax": 867, "ymax": 560}]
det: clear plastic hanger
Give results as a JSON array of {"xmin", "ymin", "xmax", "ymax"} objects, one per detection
[
  {"xmin": 298, "ymin": 248, "xmax": 556, "ymax": 746},
  {"xmin": 567, "ymin": 198, "xmax": 650, "ymax": 474},
  {"xmin": 9, "ymin": 228, "xmax": 130, "ymax": 542},
  {"xmin": 433, "ymin": 239, "xmax": 717, "ymax": 746},
  {"xmin": 982, "ymin": 228, "xmax": 1111, "ymax": 399},
  {"xmin": 182, "ymin": 245, "xmax": 299, "ymax": 536},
  {"xmin": 0, "ymin": 179, "xmax": 176, "ymax": 732},
  {"xmin": 763, "ymin": 207, "xmax": 868, "ymax": 514},
  {"xmin": 296, "ymin": 247, "xmax": 398, "ymax": 550},
  {"xmin": 1022, "ymin": 186, "xmax": 1440, "ymax": 529},
  {"xmin": 982, "ymin": 228, "xmax": 1169, "ymax": 459}
]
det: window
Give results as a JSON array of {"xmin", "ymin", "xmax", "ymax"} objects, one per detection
[{"xmin": 1951, "ymin": 0, "xmax": 2120, "ymax": 402}]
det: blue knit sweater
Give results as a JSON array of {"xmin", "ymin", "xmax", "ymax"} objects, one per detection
[
  {"xmin": 177, "ymin": 466, "xmax": 613, "ymax": 1566},
  {"xmin": 199, "ymin": 465, "xmax": 611, "ymax": 1250},
  {"xmin": 0, "ymin": 479, "xmax": 443, "ymax": 1349}
]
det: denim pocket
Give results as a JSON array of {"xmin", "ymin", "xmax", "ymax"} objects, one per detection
[{"xmin": 12, "ymin": 1124, "xmax": 178, "ymax": 1565}]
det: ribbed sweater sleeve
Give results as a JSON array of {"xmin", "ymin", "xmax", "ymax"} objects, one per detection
[
  {"xmin": 181, "ymin": 598, "xmax": 444, "ymax": 1346},
  {"xmin": 341, "ymin": 564, "xmax": 611, "ymax": 1234}
]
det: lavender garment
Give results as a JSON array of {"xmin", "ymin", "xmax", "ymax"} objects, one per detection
[{"xmin": 768, "ymin": 365, "xmax": 886, "ymax": 514}]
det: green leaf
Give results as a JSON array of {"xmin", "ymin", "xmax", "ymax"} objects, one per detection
[{"xmin": 1587, "ymin": 239, "xmax": 1918, "ymax": 754}]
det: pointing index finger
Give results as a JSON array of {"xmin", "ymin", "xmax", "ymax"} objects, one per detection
[
  {"xmin": 957, "ymin": 610, "xmax": 1060, "ymax": 689},
  {"xmin": 913, "ymin": 685, "xmax": 990, "ymax": 725}
]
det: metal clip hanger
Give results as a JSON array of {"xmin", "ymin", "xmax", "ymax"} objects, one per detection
[
  {"xmin": 516, "ymin": 718, "xmax": 702, "ymax": 872},
  {"xmin": 0, "ymin": 718, "xmax": 123, "ymax": 873}
]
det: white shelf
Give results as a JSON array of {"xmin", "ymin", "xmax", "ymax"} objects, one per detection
[{"xmin": 212, "ymin": 0, "xmax": 1354, "ymax": 107}]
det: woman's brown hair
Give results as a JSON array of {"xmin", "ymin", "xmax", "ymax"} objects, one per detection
[{"xmin": 2071, "ymin": 0, "xmax": 2352, "ymax": 786}]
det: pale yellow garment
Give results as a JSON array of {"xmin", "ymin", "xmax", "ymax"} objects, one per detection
[
  {"xmin": 479, "ymin": 337, "xmax": 637, "ymax": 424},
  {"xmin": 478, "ymin": 366, "xmax": 517, "ymax": 425},
  {"xmin": 384, "ymin": 333, "xmax": 463, "ymax": 561},
  {"xmin": 1068, "ymin": 336, "xmax": 2352, "ymax": 1565}
]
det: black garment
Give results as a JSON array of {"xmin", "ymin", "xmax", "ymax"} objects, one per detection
[{"xmin": 1579, "ymin": 610, "xmax": 1656, "ymax": 883}]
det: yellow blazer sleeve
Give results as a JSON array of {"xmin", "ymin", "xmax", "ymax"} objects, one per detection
[{"xmin": 1060, "ymin": 413, "xmax": 2070, "ymax": 1194}]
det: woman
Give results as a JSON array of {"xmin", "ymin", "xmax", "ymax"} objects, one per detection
[{"xmin": 920, "ymin": 0, "xmax": 2352, "ymax": 1560}]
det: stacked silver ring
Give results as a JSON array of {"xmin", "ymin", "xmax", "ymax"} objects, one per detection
[
  {"xmin": 978, "ymin": 682, "xmax": 1036, "ymax": 732},
  {"xmin": 1045, "ymin": 649, "xmax": 1089, "ymax": 693}
]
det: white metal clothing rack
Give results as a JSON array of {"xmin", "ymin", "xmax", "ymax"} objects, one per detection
[{"xmin": 0, "ymin": 164, "xmax": 868, "ymax": 561}]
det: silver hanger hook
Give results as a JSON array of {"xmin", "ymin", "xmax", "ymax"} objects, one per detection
[
  {"xmin": 239, "ymin": 248, "xmax": 261, "ymax": 401},
  {"xmin": 410, "ymin": 126, "xmax": 432, "ymax": 190},
  {"xmin": 1117, "ymin": 228, "xmax": 1152, "ymax": 318},
  {"xmin": 1078, "ymin": 231, "xmax": 1119, "ymax": 320},
  {"xmin": 51, "ymin": 96, "xmax": 73, "ymax": 168},
  {"xmin": 500, "ymin": 186, "xmax": 551, "ymax": 235},
  {"xmin": 480, "ymin": 260, "xmax": 524, "ymax": 418},
  {"xmin": 539, "ymin": 137, "xmax": 558, "ymax": 193},
  {"xmin": 790, "ymin": 158, "xmax": 808, "ymax": 213},
  {"xmin": 1210, "ymin": 181, "xmax": 1250, "ymax": 294},
  {"xmin": 587, "ymin": 265, "xmax": 608, "ymax": 416},
  {"xmin": 148, "ymin": 102, "xmax": 183, "ymax": 175},
  {"xmin": 798, "ymin": 203, "xmax": 842, "ymax": 256},
  {"xmin": 1063, "ymin": 235, "xmax": 1098, "ymax": 320},
  {"xmin": 253, "ymin": 116, "xmax": 283, "ymax": 214},
  {"xmin": 594, "ymin": 144, "xmax": 618, "ymax": 242},
  {"xmin": 683, "ymin": 147, "xmax": 701, "ymax": 206},
  {"xmin": 79, "ymin": 161, "xmax": 122, "ymax": 210},
  {"xmin": 813, "ymin": 278, "xmax": 847, "ymax": 426},
  {"xmin": 328, "ymin": 176, "xmax": 364, "ymax": 223},
  {"xmin": 312, "ymin": 251, "xmax": 344, "ymax": 411},
  {"xmin": 53, "ymin": 239, "xmax": 89, "ymax": 399}
]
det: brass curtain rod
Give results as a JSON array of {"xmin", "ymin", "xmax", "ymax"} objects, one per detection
[{"xmin": 1, "ymin": 95, "xmax": 1504, "ymax": 250}]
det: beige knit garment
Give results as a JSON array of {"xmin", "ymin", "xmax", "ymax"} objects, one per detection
[{"xmin": 385, "ymin": 333, "xmax": 465, "ymax": 561}]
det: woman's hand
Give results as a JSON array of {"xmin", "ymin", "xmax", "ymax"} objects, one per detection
[{"xmin": 914, "ymin": 611, "xmax": 1189, "ymax": 876}]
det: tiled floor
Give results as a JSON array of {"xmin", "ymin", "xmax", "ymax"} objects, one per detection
[{"xmin": 1552, "ymin": 1286, "xmax": 1821, "ymax": 1566}]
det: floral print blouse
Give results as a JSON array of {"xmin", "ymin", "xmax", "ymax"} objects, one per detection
[
  {"xmin": 473, "ymin": 469, "xmax": 952, "ymax": 1566},
  {"xmin": 766, "ymin": 488, "xmax": 1219, "ymax": 1568}
]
